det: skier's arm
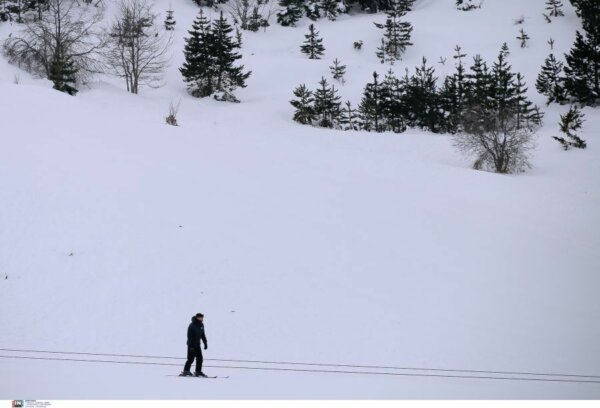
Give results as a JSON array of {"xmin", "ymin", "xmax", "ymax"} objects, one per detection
[{"xmin": 202, "ymin": 331, "xmax": 208, "ymax": 349}]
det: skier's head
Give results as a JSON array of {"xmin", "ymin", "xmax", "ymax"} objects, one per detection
[{"xmin": 195, "ymin": 313, "xmax": 204, "ymax": 322}]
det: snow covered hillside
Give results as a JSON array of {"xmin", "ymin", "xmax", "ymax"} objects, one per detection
[{"xmin": 1, "ymin": 0, "xmax": 599, "ymax": 399}]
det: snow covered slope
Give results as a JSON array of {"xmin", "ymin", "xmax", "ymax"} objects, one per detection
[{"xmin": 1, "ymin": 0, "xmax": 599, "ymax": 399}]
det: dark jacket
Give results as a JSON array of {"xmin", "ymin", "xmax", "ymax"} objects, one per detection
[{"xmin": 187, "ymin": 317, "xmax": 207, "ymax": 349}]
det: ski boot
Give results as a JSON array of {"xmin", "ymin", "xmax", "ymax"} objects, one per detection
[{"xmin": 179, "ymin": 370, "xmax": 193, "ymax": 377}]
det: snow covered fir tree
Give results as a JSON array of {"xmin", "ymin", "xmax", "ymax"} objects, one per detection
[
  {"xmin": 313, "ymin": 77, "xmax": 342, "ymax": 128},
  {"xmin": 276, "ymin": 0, "xmax": 303, "ymax": 26},
  {"xmin": 164, "ymin": 7, "xmax": 176, "ymax": 31},
  {"xmin": 48, "ymin": 53, "xmax": 78, "ymax": 96},
  {"xmin": 374, "ymin": 0, "xmax": 413, "ymax": 64},
  {"xmin": 0, "ymin": 0, "xmax": 46, "ymax": 22},
  {"xmin": 554, "ymin": 105, "xmax": 586, "ymax": 149},
  {"xmin": 300, "ymin": 24, "xmax": 325, "ymax": 59},
  {"xmin": 563, "ymin": 31, "xmax": 600, "ymax": 105},
  {"xmin": 456, "ymin": 0, "xmax": 481, "ymax": 11},
  {"xmin": 180, "ymin": 10, "xmax": 251, "ymax": 102},
  {"xmin": 545, "ymin": 0, "xmax": 564, "ymax": 17},
  {"xmin": 330, "ymin": 58, "xmax": 346, "ymax": 84},
  {"xmin": 536, "ymin": 53, "xmax": 566, "ymax": 104},
  {"xmin": 561, "ymin": 0, "xmax": 600, "ymax": 105},
  {"xmin": 290, "ymin": 84, "xmax": 315, "ymax": 124},
  {"xmin": 320, "ymin": 0, "xmax": 349, "ymax": 21}
]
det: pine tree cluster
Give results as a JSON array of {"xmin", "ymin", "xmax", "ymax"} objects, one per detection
[
  {"xmin": 290, "ymin": 77, "xmax": 343, "ymax": 128},
  {"xmin": 276, "ymin": 0, "xmax": 414, "ymax": 26},
  {"xmin": 0, "ymin": 0, "xmax": 45, "ymax": 23},
  {"xmin": 292, "ymin": 44, "xmax": 543, "ymax": 134},
  {"xmin": 192, "ymin": 0, "xmax": 227, "ymax": 7},
  {"xmin": 180, "ymin": 10, "xmax": 251, "ymax": 102},
  {"xmin": 538, "ymin": 0, "xmax": 600, "ymax": 106}
]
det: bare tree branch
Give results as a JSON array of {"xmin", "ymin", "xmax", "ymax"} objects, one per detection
[
  {"xmin": 104, "ymin": 0, "xmax": 172, "ymax": 94},
  {"xmin": 2, "ymin": 0, "xmax": 106, "ymax": 82},
  {"xmin": 453, "ymin": 104, "xmax": 537, "ymax": 174}
]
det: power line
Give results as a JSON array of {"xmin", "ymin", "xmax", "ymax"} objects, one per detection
[
  {"xmin": 1, "ymin": 347, "xmax": 599, "ymax": 380},
  {"xmin": 2, "ymin": 354, "xmax": 600, "ymax": 385}
]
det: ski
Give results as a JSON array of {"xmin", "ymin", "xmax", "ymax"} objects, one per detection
[{"xmin": 170, "ymin": 374, "xmax": 228, "ymax": 379}]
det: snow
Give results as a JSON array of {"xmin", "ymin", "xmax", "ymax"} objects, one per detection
[{"xmin": 1, "ymin": 0, "xmax": 600, "ymax": 399}]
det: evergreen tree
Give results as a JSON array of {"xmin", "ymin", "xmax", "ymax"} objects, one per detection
[
  {"xmin": 321, "ymin": 0, "xmax": 348, "ymax": 21},
  {"xmin": 490, "ymin": 43, "xmax": 516, "ymax": 117},
  {"xmin": 193, "ymin": 0, "xmax": 227, "ymax": 7},
  {"xmin": 517, "ymin": 28, "xmax": 530, "ymax": 48},
  {"xmin": 339, "ymin": 100, "xmax": 360, "ymax": 130},
  {"xmin": 304, "ymin": 0, "xmax": 321, "ymax": 20},
  {"xmin": 313, "ymin": 77, "xmax": 342, "ymax": 128},
  {"xmin": 570, "ymin": 0, "xmax": 600, "ymax": 40},
  {"xmin": 247, "ymin": 5, "xmax": 269, "ymax": 32},
  {"xmin": 49, "ymin": 52, "xmax": 78, "ymax": 95},
  {"xmin": 300, "ymin": 24, "xmax": 325, "ymax": 59},
  {"xmin": 210, "ymin": 11, "xmax": 252, "ymax": 101},
  {"xmin": 359, "ymin": 71, "xmax": 385, "ymax": 132},
  {"xmin": 546, "ymin": 0, "xmax": 564, "ymax": 17},
  {"xmin": 463, "ymin": 54, "xmax": 494, "ymax": 130},
  {"xmin": 290, "ymin": 84, "xmax": 316, "ymax": 125},
  {"xmin": 456, "ymin": 0, "xmax": 480, "ymax": 11},
  {"xmin": 353, "ymin": 0, "xmax": 393, "ymax": 13},
  {"xmin": 374, "ymin": 0, "xmax": 413, "ymax": 63},
  {"xmin": 375, "ymin": 38, "xmax": 387, "ymax": 64},
  {"xmin": 181, "ymin": 11, "xmax": 250, "ymax": 101},
  {"xmin": 466, "ymin": 54, "xmax": 493, "ymax": 108},
  {"xmin": 398, "ymin": 0, "xmax": 415, "ymax": 12},
  {"xmin": 536, "ymin": 53, "xmax": 566, "ymax": 104},
  {"xmin": 381, "ymin": 69, "xmax": 406, "ymax": 133},
  {"xmin": 164, "ymin": 7, "xmax": 176, "ymax": 31},
  {"xmin": 439, "ymin": 46, "xmax": 468, "ymax": 133},
  {"xmin": 180, "ymin": 10, "xmax": 215, "ymax": 97},
  {"xmin": 563, "ymin": 31, "xmax": 600, "ymax": 105},
  {"xmin": 330, "ymin": 58, "xmax": 347, "ymax": 84},
  {"xmin": 554, "ymin": 105, "xmax": 586, "ymax": 149},
  {"xmin": 404, "ymin": 57, "xmax": 442, "ymax": 132},
  {"xmin": 0, "ymin": 0, "xmax": 34, "ymax": 23},
  {"xmin": 562, "ymin": 0, "xmax": 599, "ymax": 105},
  {"xmin": 513, "ymin": 73, "xmax": 543, "ymax": 129},
  {"xmin": 439, "ymin": 74, "xmax": 459, "ymax": 133},
  {"xmin": 277, "ymin": 0, "xmax": 303, "ymax": 26}
]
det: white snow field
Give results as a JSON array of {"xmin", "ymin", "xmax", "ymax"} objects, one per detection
[{"xmin": 1, "ymin": 0, "xmax": 599, "ymax": 399}]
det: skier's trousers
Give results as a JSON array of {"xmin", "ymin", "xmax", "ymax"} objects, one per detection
[{"xmin": 184, "ymin": 346, "xmax": 203, "ymax": 373}]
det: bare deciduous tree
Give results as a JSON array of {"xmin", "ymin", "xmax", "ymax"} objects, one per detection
[
  {"xmin": 453, "ymin": 105, "xmax": 536, "ymax": 174},
  {"xmin": 105, "ymin": 0, "xmax": 172, "ymax": 94},
  {"xmin": 226, "ymin": 0, "xmax": 275, "ymax": 32},
  {"xmin": 2, "ymin": 0, "xmax": 105, "ymax": 82}
]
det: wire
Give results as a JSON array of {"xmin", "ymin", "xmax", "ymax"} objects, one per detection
[
  {"xmin": 1, "ymin": 354, "xmax": 600, "ymax": 385},
  {"xmin": 1, "ymin": 347, "xmax": 599, "ymax": 380}
]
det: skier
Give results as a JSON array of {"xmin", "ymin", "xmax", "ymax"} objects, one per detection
[{"xmin": 180, "ymin": 313, "xmax": 208, "ymax": 377}]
